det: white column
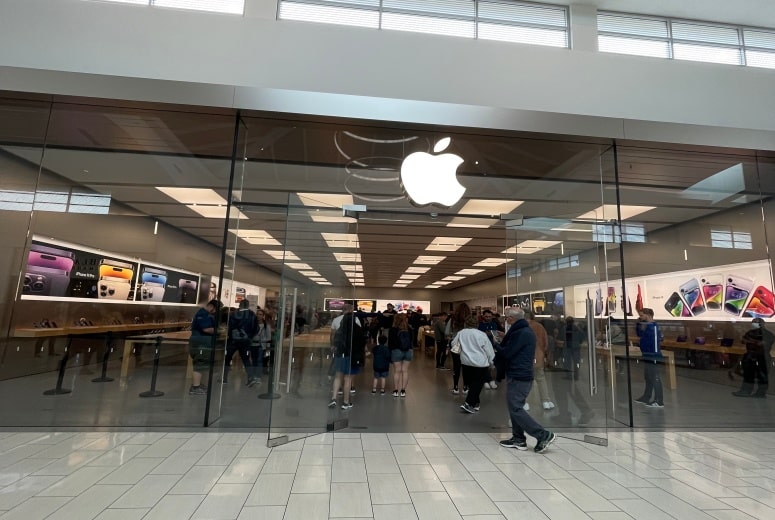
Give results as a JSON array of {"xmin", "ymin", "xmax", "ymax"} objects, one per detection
[{"xmin": 569, "ymin": 4, "xmax": 598, "ymax": 52}]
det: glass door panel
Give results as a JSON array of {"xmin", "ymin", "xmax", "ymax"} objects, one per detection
[{"xmin": 502, "ymin": 146, "xmax": 616, "ymax": 446}]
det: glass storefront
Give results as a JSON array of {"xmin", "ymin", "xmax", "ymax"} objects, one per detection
[{"xmin": 1, "ymin": 92, "xmax": 773, "ymax": 441}]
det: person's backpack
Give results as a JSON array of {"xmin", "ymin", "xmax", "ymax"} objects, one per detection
[{"xmin": 230, "ymin": 311, "xmax": 253, "ymax": 341}]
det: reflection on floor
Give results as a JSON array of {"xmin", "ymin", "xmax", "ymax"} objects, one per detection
[
  {"xmin": 0, "ymin": 430, "xmax": 773, "ymax": 519},
  {"xmin": 0, "ymin": 328, "xmax": 773, "ymax": 430}
]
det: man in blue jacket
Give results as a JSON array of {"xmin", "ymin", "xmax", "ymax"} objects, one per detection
[
  {"xmin": 497, "ymin": 307, "xmax": 557, "ymax": 453},
  {"xmin": 635, "ymin": 308, "xmax": 664, "ymax": 408}
]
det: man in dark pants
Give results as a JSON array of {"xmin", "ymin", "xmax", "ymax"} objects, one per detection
[
  {"xmin": 497, "ymin": 307, "xmax": 556, "ymax": 453},
  {"xmin": 635, "ymin": 308, "xmax": 664, "ymax": 408},
  {"xmin": 434, "ymin": 312, "xmax": 449, "ymax": 369},
  {"xmin": 733, "ymin": 318, "xmax": 773, "ymax": 398}
]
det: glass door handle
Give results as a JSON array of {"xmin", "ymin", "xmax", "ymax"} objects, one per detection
[{"xmin": 586, "ymin": 297, "xmax": 598, "ymax": 396}]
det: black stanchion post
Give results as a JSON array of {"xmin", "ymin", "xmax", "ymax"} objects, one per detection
[
  {"xmin": 92, "ymin": 332, "xmax": 115, "ymax": 383},
  {"xmin": 43, "ymin": 337, "xmax": 72, "ymax": 395},
  {"xmin": 139, "ymin": 336, "xmax": 164, "ymax": 398},
  {"xmin": 258, "ymin": 348, "xmax": 281, "ymax": 400}
]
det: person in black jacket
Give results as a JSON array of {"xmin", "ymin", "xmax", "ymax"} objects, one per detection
[
  {"xmin": 329, "ymin": 309, "xmax": 365, "ymax": 410},
  {"xmin": 733, "ymin": 318, "xmax": 773, "ymax": 398},
  {"xmin": 497, "ymin": 307, "xmax": 556, "ymax": 453},
  {"xmin": 225, "ymin": 299, "xmax": 258, "ymax": 385},
  {"xmin": 371, "ymin": 335, "xmax": 391, "ymax": 394}
]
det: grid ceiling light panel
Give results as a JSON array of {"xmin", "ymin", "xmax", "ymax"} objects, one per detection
[
  {"xmin": 264, "ymin": 250, "xmax": 301, "ymax": 261},
  {"xmin": 334, "ymin": 252, "xmax": 363, "ymax": 263},
  {"xmin": 285, "ymin": 262, "xmax": 313, "ymax": 270},
  {"xmin": 318, "ymin": 282, "xmax": 333, "ymax": 286},
  {"xmin": 398, "ymin": 274, "xmax": 421, "ymax": 280},
  {"xmin": 502, "ymin": 240, "xmax": 561, "ymax": 255},
  {"xmin": 434, "ymin": 281, "xmax": 452, "ymax": 286},
  {"xmin": 156, "ymin": 187, "xmax": 227, "ymax": 205},
  {"xmin": 446, "ymin": 217, "xmax": 497, "ymax": 228},
  {"xmin": 457, "ymin": 198, "xmax": 524, "ymax": 216},
  {"xmin": 576, "ymin": 204, "xmax": 655, "ymax": 221},
  {"xmin": 405, "ymin": 266, "xmax": 430, "ymax": 274},
  {"xmin": 426, "ymin": 285, "xmax": 441, "ymax": 289},
  {"xmin": 473, "ymin": 258, "xmax": 509, "ymax": 267},
  {"xmin": 297, "ymin": 192, "xmax": 354, "ymax": 207},
  {"xmin": 300, "ymin": 271, "xmax": 322, "ymax": 276},
  {"xmin": 341, "ymin": 264, "xmax": 364, "ymax": 272},
  {"xmin": 414, "ymin": 255, "xmax": 446, "ymax": 264},
  {"xmin": 310, "ymin": 277, "xmax": 328, "ymax": 282},
  {"xmin": 231, "ymin": 229, "xmax": 281, "ymax": 245},
  {"xmin": 186, "ymin": 205, "xmax": 248, "ymax": 219},
  {"xmin": 310, "ymin": 213, "xmax": 358, "ymax": 223},
  {"xmin": 426, "ymin": 237, "xmax": 472, "ymax": 251},
  {"xmin": 442, "ymin": 276, "xmax": 465, "ymax": 281},
  {"xmin": 455, "ymin": 268, "xmax": 484, "ymax": 275},
  {"xmin": 352, "ymin": 282, "xmax": 365, "ymax": 286},
  {"xmin": 321, "ymin": 232, "xmax": 359, "ymax": 248}
]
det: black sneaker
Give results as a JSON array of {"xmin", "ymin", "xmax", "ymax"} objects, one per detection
[
  {"xmin": 534, "ymin": 432, "xmax": 556, "ymax": 453},
  {"xmin": 460, "ymin": 403, "xmax": 476, "ymax": 414},
  {"xmin": 499, "ymin": 437, "xmax": 528, "ymax": 450},
  {"xmin": 189, "ymin": 385, "xmax": 206, "ymax": 395}
]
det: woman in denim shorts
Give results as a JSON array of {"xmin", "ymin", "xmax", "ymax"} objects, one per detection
[{"xmin": 388, "ymin": 313, "xmax": 413, "ymax": 397}]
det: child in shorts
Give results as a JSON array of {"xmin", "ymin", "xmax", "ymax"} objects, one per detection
[{"xmin": 372, "ymin": 335, "xmax": 391, "ymax": 394}]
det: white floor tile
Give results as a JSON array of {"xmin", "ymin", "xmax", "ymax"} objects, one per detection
[
  {"xmin": 645, "ymin": 477, "xmax": 731, "ymax": 509},
  {"xmin": 496, "ymin": 463, "xmax": 554, "ymax": 490},
  {"xmin": 330, "ymin": 483, "xmax": 372, "ymax": 517},
  {"xmin": 470, "ymin": 471, "xmax": 527, "ymax": 502},
  {"xmin": 0, "ymin": 497, "xmax": 70, "ymax": 520},
  {"xmin": 548, "ymin": 478, "xmax": 618, "ymax": 512},
  {"xmin": 410, "ymin": 491, "xmax": 463, "ymax": 520},
  {"xmin": 400, "ymin": 465, "xmax": 445, "ymax": 493},
  {"xmin": 455, "ymin": 450, "xmax": 499, "ymax": 473},
  {"xmin": 261, "ymin": 450, "xmax": 301, "ymax": 474},
  {"xmin": 0, "ymin": 475, "xmax": 62, "ymax": 510},
  {"xmin": 427, "ymin": 456, "xmax": 473, "ymax": 481},
  {"xmin": 368, "ymin": 475, "xmax": 411, "ymax": 505},
  {"xmin": 334, "ymin": 438, "xmax": 364, "ymax": 458},
  {"xmin": 191, "ymin": 483, "xmax": 251, "ymax": 520},
  {"xmin": 93, "ymin": 509, "xmax": 150, "ymax": 520},
  {"xmin": 523, "ymin": 489, "xmax": 593, "ymax": 520},
  {"xmin": 332, "ymin": 458, "xmax": 367, "ymax": 483},
  {"xmin": 286, "ymin": 493, "xmax": 329, "ymax": 520},
  {"xmin": 495, "ymin": 501, "xmax": 550, "ymax": 520},
  {"xmin": 300, "ymin": 444, "xmax": 334, "ymax": 466},
  {"xmin": 196, "ymin": 445, "xmax": 240, "ymax": 467},
  {"xmin": 393, "ymin": 445, "xmax": 428, "ymax": 465},
  {"xmin": 143, "ymin": 494, "xmax": 204, "ymax": 520},
  {"xmin": 373, "ymin": 504, "xmax": 419, "ymax": 520},
  {"xmin": 719, "ymin": 497, "xmax": 775, "ymax": 520},
  {"xmin": 135, "ymin": 439, "xmax": 188, "ymax": 459},
  {"xmin": 37, "ymin": 465, "xmax": 116, "ymax": 497},
  {"xmin": 236, "ymin": 505, "xmax": 285, "ymax": 520},
  {"xmin": 99, "ymin": 457, "xmax": 165, "ymax": 485},
  {"xmin": 218, "ymin": 458, "xmax": 265, "ymax": 484},
  {"xmin": 169, "ymin": 466, "xmax": 226, "ymax": 495},
  {"xmin": 244, "ymin": 474, "xmax": 294, "ymax": 506},
  {"xmin": 46, "ymin": 484, "xmax": 130, "ymax": 520},
  {"xmin": 365, "ymin": 451, "xmax": 400, "ymax": 475},
  {"xmin": 611, "ymin": 498, "xmax": 680, "ymax": 520},
  {"xmin": 361, "ymin": 434, "xmax": 391, "ymax": 452},
  {"xmin": 443, "ymin": 480, "xmax": 500, "ymax": 516},
  {"xmin": 150, "ymin": 451, "xmax": 201, "ymax": 475},
  {"xmin": 87, "ymin": 445, "xmax": 147, "ymax": 467},
  {"xmin": 567, "ymin": 471, "xmax": 638, "ymax": 500},
  {"xmin": 111, "ymin": 474, "xmax": 180, "ymax": 509},
  {"xmin": 291, "ymin": 465, "xmax": 331, "ymax": 494}
]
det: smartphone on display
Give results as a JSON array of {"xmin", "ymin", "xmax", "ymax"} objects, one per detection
[
  {"xmin": 179, "ymin": 278, "xmax": 198, "ymax": 304},
  {"xmin": 743, "ymin": 285, "xmax": 775, "ymax": 318},
  {"xmin": 665, "ymin": 292, "xmax": 692, "ymax": 318},
  {"xmin": 98, "ymin": 276, "xmax": 131, "ymax": 300},
  {"xmin": 679, "ymin": 278, "xmax": 706, "ymax": 316},
  {"xmin": 141, "ymin": 267, "xmax": 167, "ymax": 286},
  {"xmin": 701, "ymin": 275, "xmax": 724, "ymax": 311},
  {"xmin": 22, "ymin": 267, "xmax": 70, "ymax": 296},
  {"xmin": 28, "ymin": 245, "xmax": 75, "ymax": 273},
  {"xmin": 607, "ymin": 287, "xmax": 616, "ymax": 314},
  {"xmin": 99, "ymin": 260, "xmax": 134, "ymax": 281},
  {"xmin": 724, "ymin": 274, "xmax": 754, "ymax": 316}
]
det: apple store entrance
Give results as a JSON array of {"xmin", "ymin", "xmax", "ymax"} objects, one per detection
[{"xmin": 214, "ymin": 115, "xmax": 615, "ymax": 447}]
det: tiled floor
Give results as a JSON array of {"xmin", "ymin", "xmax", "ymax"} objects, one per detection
[{"xmin": 0, "ymin": 430, "xmax": 774, "ymax": 519}]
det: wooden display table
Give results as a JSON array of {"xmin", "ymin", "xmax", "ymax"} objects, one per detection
[
  {"xmin": 596, "ymin": 345, "xmax": 677, "ymax": 390},
  {"xmin": 661, "ymin": 339, "xmax": 745, "ymax": 356},
  {"xmin": 120, "ymin": 330, "xmax": 196, "ymax": 388},
  {"xmin": 13, "ymin": 322, "xmax": 189, "ymax": 338}
]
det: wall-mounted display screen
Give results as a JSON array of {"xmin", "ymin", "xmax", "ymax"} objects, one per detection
[{"xmin": 21, "ymin": 236, "xmax": 201, "ymax": 306}]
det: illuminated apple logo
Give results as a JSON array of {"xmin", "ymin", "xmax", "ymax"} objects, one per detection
[{"xmin": 400, "ymin": 137, "xmax": 465, "ymax": 207}]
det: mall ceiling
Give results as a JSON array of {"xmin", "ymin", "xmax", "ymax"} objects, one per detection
[{"xmin": 1, "ymin": 99, "xmax": 772, "ymax": 290}]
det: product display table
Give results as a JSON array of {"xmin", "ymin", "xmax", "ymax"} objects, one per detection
[
  {"xmin": 596, "ymin": 344, "xmax": 677, "ymax": 390},
  {"xmin": 661, "ymin": 339, "xmax": 746, "ymax": 356},
  {"xmin": 120, "ymin": 330, "xmax": 195, "ymax": 389},
  {"xmin": 13, "ymin": 322, "xmax": 190, "ymax": 338}
]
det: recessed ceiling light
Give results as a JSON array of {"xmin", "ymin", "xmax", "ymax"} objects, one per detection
[
  {"xmin": 352, "ymin": 282, "xmax": 365, "ymax": 286},
  {"xmin": 309, "ymin": 277, "xmax": 328, "ymax": 282},
  {"xmin": 576, "ymin": 204, "xmax": 655, "ymax": 221},
  {"xmin": 502, "ymin": 240, "xmax": 561, "ymax": 255},
  {"xmin": 426, "ymin": 285, "xmax": 441, "ymax": 289},
  {"xmin": 341, "ymin": 265, "xmax": 364, "ymax": 272},
  {"xmin": 457, "ymin": 199, "xmax": 524, "ymax": 216},
  {"xmin": 473, "ymin": 258, "xmax": 509, "ymax": 267},
  {"xmin": 414, "ymin": 255, "xmax": 446, "ymax": 265},
  {"xmin": 405, "ymin": 266, "xmax": 431, "ymax": 274},
  {"xmin": 300, "ymin": 271, "xmax": 321, "ymax": 277},
  {"xmin": 186, "ymin": 205, "xmax": 248, "ymax": 220},
  {"xmin": 434, "ymin": 281, "xmax": 452, "ymax": 286},
  {"xmin": 334, "ymin": 252, "xmax": 362, "ymax": 263},
  {"xmin": 318, "ymin": 281, "xmax": 332, "ymax": 286},
  {"xmin": 393, "ymin": 284, "xmax": 408, "ymax": 288},
  {"xmin": 442, "ymin": 276, "xmax": 464, "ymax": 281},
  {"xmin": 455, "ymin": 269, "xmax": 484, "ymax": 276},
  {"xmin": 446, "ymin": 217, "xmax": 497, "ymax": 228},
  {"xmin": 321, "ymin": 232, "xmax": 359, "ymax": 248},
  {"xmin": 231, "ymin": 229, "xmax": 281, "ymax": 245},
  {"xmin": 264, "ymin": 250, "xmax": 301, "ymax": 261},
  {"xmin": 297, "ymin": 193, "xmax": 354, "ymax": 207},
  {"xmin": 426, "ymin": 237, "xmax": 472, "ymax": 252},
  {"xmin": 310, "ymin": 213, "xmax": 357, "ymax": 223},
  {"xmin": 285, "ymin": 262, "xmax": 313, "ymax": 270},
  {"xmin": 398, "ymin": 274, "xmax": 420, "ymax": 280},
  {"xmin": 157, "ymin": 187, "xmax": 227, "ymax": 205}
]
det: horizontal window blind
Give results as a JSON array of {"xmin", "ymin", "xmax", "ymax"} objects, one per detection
[
  {"xmin": 279, "ymin": 0, "xmax": 570, "ymax": 48},
  {"xmin": 88, "ymin": 0, "xmax": 244, "ymax": 14},
  {"xmin": 599, "ymin": 11, "xmax": 775, "ymax": 69}
]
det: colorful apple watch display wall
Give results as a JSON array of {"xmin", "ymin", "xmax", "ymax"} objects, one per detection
[{"xmin": 21, "ymin": 236, "xmax": 202, "ymax": 306}]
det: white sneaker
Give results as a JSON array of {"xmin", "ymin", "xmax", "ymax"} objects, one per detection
[
  {"xmin": 484, "ymin": 382, "xmax": 492, "ymax": 389},
  {"xmin": 524, "ymin": 403, "xmax": 530, "ymax": 411},
  {"xmin": 489, "ymin": 381, "xmax": 498, "ymax": 389},
  {"xmin": 543, "ymin": 401, "xmax": 555, "ymax": 410}
]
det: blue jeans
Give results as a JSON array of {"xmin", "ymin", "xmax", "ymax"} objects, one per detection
[{"xmin": 507, "ymin": 378, "xmax": 548, "ymax": 441}]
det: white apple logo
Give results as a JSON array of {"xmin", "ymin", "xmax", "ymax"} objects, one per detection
[{"xmin": 400, "ymin": 137, "xmax": 465, "ymax": 207}]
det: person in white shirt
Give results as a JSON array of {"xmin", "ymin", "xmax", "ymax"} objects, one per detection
[{"xmin": 452, "ymin": 316, "xmax": 495, "ymax": 414}]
